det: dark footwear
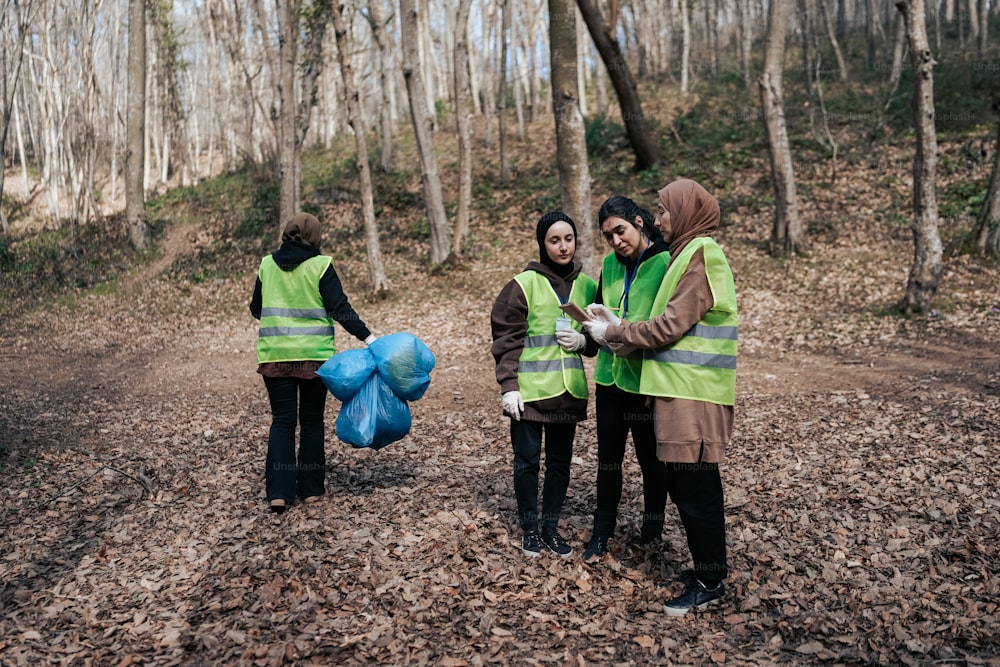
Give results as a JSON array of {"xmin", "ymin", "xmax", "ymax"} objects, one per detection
[
  {"xmin": 540, "ymin": 529, "xmax": 573, "ymax": 558},
  {"xmin": 521, "ymin": 530, "xmax": 543, "ymax": 557},
  {"xmin": 639, "ymin": 519, "xmax": 664, "ymax": 545},
  {"xmin": 269, "ymin": 499, "xmax": 287, "ymax": 514},
  {"xmin": 664, "ymin": 579, "xmax": 725, "ymax": 616},
  {"xmin": 582, "ymin": 535, "xmax": 609, "ymax": 561}
]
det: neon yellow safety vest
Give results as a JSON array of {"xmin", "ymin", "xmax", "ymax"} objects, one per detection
[
  {"xmin": 640, "ymin": 238, "xmax": 738, "ymax": 405},
  {"xmin": 513, "ymin": 270, "xmax": 598, "ymax": 402},
  {"xmin": 593, "ymin": 250, "xmax": 671, "ymax": 393},
  {"xmin": 256, "ymin": 255, "xmax": 336, "ymax": 364}
]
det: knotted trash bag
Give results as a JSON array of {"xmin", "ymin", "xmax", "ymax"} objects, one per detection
[{"xmin": 317, "ymin": 332, "xmax": 435, "ymax": 450}]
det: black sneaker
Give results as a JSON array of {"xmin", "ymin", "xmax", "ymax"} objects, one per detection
[
  {"xmin": 664, "ymin": 579, "xmax": 725, "ymax": 616},
  {"xmin": 521, "ymin": 530, "xmax": 543, "ymax": 557},
  {"xmin": 582, "ymin": 535, "xmax": 609, "ymax": 561},
  {"xmin": 540, "ymin": 530, "xmax": 573, "ymax": 558}
]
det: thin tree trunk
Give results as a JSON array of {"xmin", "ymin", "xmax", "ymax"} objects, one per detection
[
  {"xmin": 896, "ymin": 0, "xmax": 943, "ymax": 314},
  {"xmin": 333, "ymin": 2, "xmax": 389, "ymax": 294},
  {"xmin": 884, "ymin": 14, "xmax": 907, "ymax": 108},
  {"xmin": 736, "ymin": 0, "xmax": 752, "ymax": 88},
  {"xmin": 126, "ymin": 0, "xmax": 149, "ymax": 249},
  {"xmin": 680, "ymin": 0, "xmax": 691, "ymax": 93},
  {"xmin": 498, "ymin": 0, "xmax": 510, "ymax": 181},
  {"xmin": 400, "ymin": 0, "xmax": 451, "ymax": 265},
  {"xmin": 819, "ymin": 0, "xmax": 850, "ymax": 81},
  {"xmin": 277, "ymin": 0, "xmax": 300, "ymax": 228},
  {"xmin": 480, "ymin": 2, "xmax": 495, "ymax": 147},
  {"xmin": 974, "ymin": 111, "xmax": 1000, "ymax": 256},
  {"xmin": 452, "ymin": 0, "xmax": 474, "ymax": 256},
  {"xmin": 549, "ymin": 0, "xmax": 595, "ymax": 276},
  {"xmin": 366, "ymin": 0, "xmax": 395, "ymax": 172},
  {"xmin": 759, "ymin": 0, "xmax": 803, "ymax": 255},
  {"xmin": 576, "ymin": 0, "xmax": 662, "ymax": 170},
  {"xmin": 977, "ymin": 0, "xmax": 988, "ymax": 60}
]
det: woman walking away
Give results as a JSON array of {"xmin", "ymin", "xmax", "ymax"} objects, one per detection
[
  {"xmin": 491, "ymin": 212, "xmax": 598, "ymax": 557},
  {"xmin": 250, "ymin": 213, "xmax": 378, "ymax": 514}
]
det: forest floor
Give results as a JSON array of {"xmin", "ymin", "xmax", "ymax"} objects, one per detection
[{"xmin": 1, "ymin": 120, "xmax": 1000, "ymax": 666}]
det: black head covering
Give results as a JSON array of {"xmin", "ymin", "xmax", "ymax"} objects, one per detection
[{"xmin": 535, "ymin": 211, "xmax": 577, "ymax": 277}]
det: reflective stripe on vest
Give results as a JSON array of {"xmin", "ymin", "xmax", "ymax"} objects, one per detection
[
  {"xmin": 640, "ymin": 238, "xmax": 738, "ymax": 405},
  {"xmin": 593, "ymin": 250, "xmax": 671, "ymax": 393},
  {"xmin": 256, "ymin": 254, "xmax": 337, "ymax": 363},
  {"xmin": 513, "ymin": 270, "xmax": 597, "ymax": 402}
]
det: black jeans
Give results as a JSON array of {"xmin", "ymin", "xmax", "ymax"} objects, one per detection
[
  {"xmin": 667, "ymin": 460, "xmax": 728, "ymax": 584},
  {"xmin": 592, "ymin": 383, "xmax": 668, "ymax": 539},
  {"xmin": 263, "ymin": 375, "xmax": 329, "ymax": 503},
  {"xmin": 510, "ymin": 419, "xmax": 576, "ymax": 533}
]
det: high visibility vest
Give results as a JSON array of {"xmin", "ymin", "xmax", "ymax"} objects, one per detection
[
  {"xmin": 256, "ymin": 255, "xmax": 336, "ymax": 364},
  {"xmin": 513, "ymin": 270, "xmax": 598, "ymax": 402},
  {"xmin": 593, "ymin": 250, "xmax": 671, "ymax": 393},
  {"xmin": 640, "ymin": 238, "xmax": 738, "ymax": 405}
]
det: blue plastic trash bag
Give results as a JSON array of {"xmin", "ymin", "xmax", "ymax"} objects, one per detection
[
  {"xmin": 316, "ymin": 348, "xmax": 377, "ymax": 401},
  {"xmin": 335, "ymin": 373, "xmax": 412, "ymax": 450},
  {"xmin": 369, "ymin": 333, "xmax": 437, "ymax": 401}
]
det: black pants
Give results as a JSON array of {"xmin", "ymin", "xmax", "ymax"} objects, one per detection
[
  {"xmin": 592, "ymin": 383, "xmax": 668, "ymax": 539},
  {"xmin": 668, "ymin": 460, "xmax": 728, "ymax": 584},
  {"xmin": 263, "ymin": 375, "xmax": 328, "ymax": 503},
  {"xmin": 510, "ymin": 419, "xmax": 576, "ymax": 533}
]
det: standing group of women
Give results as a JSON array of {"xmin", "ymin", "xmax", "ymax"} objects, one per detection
[{"xmin": 489, "ymin": 178, "xmax": 738, "ymax": 616}]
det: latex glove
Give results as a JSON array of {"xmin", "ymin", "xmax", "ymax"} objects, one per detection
[
  {"xmin": 555, "ymin": 329, "xmax": 586, "ymax": 352},
  {"xmin": 586, "ymin": 303, "xmax": 621, "ymax": 326},
  {"xmin": 582, "ymin": 319, "xmax": 610, "ymax": 346},
  {"xmin": 502, "ymin": 391, "xmax": 524, "ymax": 421},
  {"xmin": 364, "ymin": 334, "xmax": 378, "ymax": 345}
]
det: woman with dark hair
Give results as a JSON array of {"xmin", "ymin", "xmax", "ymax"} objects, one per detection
[
  {"xmin": 581, "ymin": 195, "xmax": 671, "ymax": 560},
  {"xmin": 585, "ymin": 179, "xmax": 736, "ymax": 615},
  {"xmin": 250, "ymin": 213, "xmax": 377, "ymax": 514},
  {"xmin": 490, "ymin": 211, "xmax": 598, "ymax": 558}
]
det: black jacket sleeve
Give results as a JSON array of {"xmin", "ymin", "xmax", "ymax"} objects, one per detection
[
  {"xmin": 319, "ymin": 264, "xmax": 372, "ymax": 341},
  {"xmin": 249, "ymin": 278, "xmax": 263, "ymax": 320}
]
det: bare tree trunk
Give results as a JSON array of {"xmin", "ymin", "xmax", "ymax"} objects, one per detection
[
  {"xmin": 480, "ymin": 1, "xmax": 496, "ymax": 147},
  {"xmin": 332, "ymin": 2, "xmax": 389, "ymax": 294},
  {"xmin": 759, "ymin": 0, "xmax": 803, "ymax": 255},
  {"xmin": 0, "ymin": 0, "xmax": 31, "ymax": 234},
  {"xmin": 819, "ymin": 0, "xmax": 850, "ymax": 81},
  {"xmin": 896, "ymin": 0, "xmax": 943, "ymax": 314},
  {"xmin": 974, "ymin": 104, "xmax": 1000, "ymax": 256},
  {"xmin": 576, "ymin": 0, "xmax": 662, "ymax": 171},
  {"xmin": 498, "ymin": 0, "xmax": 510, "ymax": 182},
  {"xmin": 400, "ymin": 0, "xmax": 451, "ymax": 265},
  {"xmin": 126, "ymin": 0, "xmax": 149, "ymax": 249},
  {"xmin": 886, "ymin": 13, "xmax": 907, "ymax": 101},
  {"xmin": 549, "ymin": 0, "xmax": 596, "ymax": 276},
  {"xmin": 736, "ymin": 0, "xmax": 752, "ymax": 88},
  {"xmin": 366, "ymin": 0, "xmax": 395, "ymax": 172},
  {"xmin": 977, "ymin": 0, "xmax": 988, "ymax": 60},
  {"xmin": 680, "ymin": 0, "xmax": 691, "ymax": 93},
  {"xmin": 277, "ymin": 0, "xmax": 300, "ymax": 228},
  {"xmin": 452, "ymin": 0, "xmax": 474, "ymax": 256}
]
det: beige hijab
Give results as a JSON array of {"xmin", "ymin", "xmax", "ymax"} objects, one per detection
[
  {"xmin": 281, "ymin": 213, "xmax": 323, "ymax": 248},
  {"xmin": 658, "ymin": 179, "xmax": 720, "ymax": 256}
]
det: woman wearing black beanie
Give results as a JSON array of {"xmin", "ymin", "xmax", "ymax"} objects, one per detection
[{"xmin": 490, "ymin": 212, "xmax": 599, "ymax": 557}]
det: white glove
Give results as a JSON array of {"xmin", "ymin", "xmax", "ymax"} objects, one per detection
[
  {"xmin": 586, "ymin": 304, "xmax": 621, "ymax": 326},
  {"xmin": 502, "ymin": 391, "xmax": 524, "ymax": 421},
  {"xmin": 364, "ymin": 334, "xmax": 378, "ymax": 345},
  {"xmin": 582, "ymin": 319, "xmax": 610, "ymax": 346},
  {"xmin": 555, "ymin": 329, "xmax": 586, "ymax": 352}
]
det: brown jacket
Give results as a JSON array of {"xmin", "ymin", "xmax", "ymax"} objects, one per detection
[
  {"xmin": 490, "ymin": 261, "xmax": 596, "ymax": 423},
  {"xmin": 605, "ymin": 249, "xmax": 734, "ymax": 463}
]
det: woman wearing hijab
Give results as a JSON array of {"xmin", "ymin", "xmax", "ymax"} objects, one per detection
[
  {"xmin": 250, "ymin": 212, "xmax": 377, "ymax": 514},
  {"xmin": 580, "ymin": 195, "xmax": 671, "ymax": 561},
  {"xmin": 584, "ymin": 179, "xmax": 737, "ymax": 615},
  {"xmin": 490, "ymin": 211, "xmax": 598, "ymax": 557}
]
